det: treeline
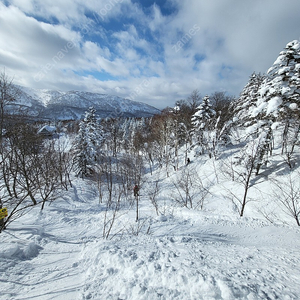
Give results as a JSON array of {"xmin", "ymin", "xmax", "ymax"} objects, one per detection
[{"xmin": 72, "ymin": 91, "xmax": 234, "ymax": 177}]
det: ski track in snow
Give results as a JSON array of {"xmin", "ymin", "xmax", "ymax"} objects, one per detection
[{"xmin": 1, "ymin": 179, "xmax": 300, "ymax": 300}]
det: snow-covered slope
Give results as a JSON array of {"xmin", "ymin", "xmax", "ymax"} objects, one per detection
[
  {"xmin": 11, "ymin": 86, "xmax": 160, "ymax": 120},
  {"xmin": 1, "ymin": 137, "xmax": 300, "ymax": 300},
  {"xmin": 2, "ymin": 193, "xmax": 299, "ymax": 300}
]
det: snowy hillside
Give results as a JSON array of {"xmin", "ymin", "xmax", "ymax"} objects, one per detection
[
  {"xmin": 2, "ymin": 39, "xmax": 300, "ymax": 299},
  {"xmin": 10, "ymin": 86, "xmax": 160, "ymax": 120},
  {"xmin": 1, "ymin": 137, "xmax": 300, "ymax": 300}
]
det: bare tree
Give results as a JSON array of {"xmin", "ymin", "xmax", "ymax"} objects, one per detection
[
  {"xmin": 133, "ymin": 155, "xmax": 146, "ymax": 222},
  {"xmin": 0, "ymin": 71, "xmax": 19, "ymax": 137},
  {"xmin": 271, "ymin": 172, "xmax": 300, "ymax": 226},
  {"xmin": 187, "ymin": 89, "xmax": 201, "ymax": 113},
  {"xmin": 56, "ymin": 138, "xmax": 73, "ymax": 190},
  {"xmin": 99, "ymin": 156, "xmax": 115, "ymax": 207},
  {"xmin": 127, "ymin": 218, "xmax": 152, "ymax": 236},
  {"xmin": 281, "ymin": 120, "xmax": 300, "ymax": 169},
  {"xmin": 118, "ymin": 155, "xmax": 136, "ymax": 203},
  {"xmin": 102, "ymin": 184, "xmax": 124, "ymax": 239},
  {"xmin": 6, "ymin": 123, "xmax": 42, "ymax": 206},
  {"xmin": 210, "ymin": 91, "xmax": 235, "ymax": 130},
  {"xmin": 0, "ymin": 122, "xmax": 73, "ymax": 231},
  {"xmin": 171, "ymin": 168, "xmax": 211, "ymax": 209},
  {"xmin": 221, "ymin": 139, "xmax": 263, "ymax": 217},
  {"xmin": 171, "ymin": 169, "xmax": 193, "ymax": 208},
  {"xmin": 147, "ymin": 173, "xmax": 162, "ymax": 216},
  {"xmin": 149, "ymin": 112, "xmax": 175, "ymax": 176},
  {"xmin": 36, "ymin": 140, "xmax": 69, "ymax": 210}
]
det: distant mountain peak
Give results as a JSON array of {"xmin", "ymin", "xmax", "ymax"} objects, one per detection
[{"xmin": 12, "ymin": 85, "xmax": 161, "ymax": 120}]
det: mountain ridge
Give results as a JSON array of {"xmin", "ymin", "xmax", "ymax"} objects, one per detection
[{"xmin": 11, "ymin": 85, "xmax": 161, "ymax": 120}]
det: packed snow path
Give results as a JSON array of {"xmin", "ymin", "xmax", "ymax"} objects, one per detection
[{"xmin": 1, "ymin": 181, "xmax": 300, "ymax": 300}]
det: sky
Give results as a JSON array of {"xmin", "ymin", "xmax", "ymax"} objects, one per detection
[{"xmin": 1, "ymin": 0, "xmax": 300, "ymax": 109}]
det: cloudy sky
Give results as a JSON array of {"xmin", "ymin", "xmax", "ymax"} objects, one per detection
[{"xmin": 1, "ymin": 0, "xmax": 300, "ymax": 108}]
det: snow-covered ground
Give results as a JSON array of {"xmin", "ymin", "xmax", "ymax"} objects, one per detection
[{"xmin": 1, "ymin": 149, "xmax": 300, "ymax": 300}]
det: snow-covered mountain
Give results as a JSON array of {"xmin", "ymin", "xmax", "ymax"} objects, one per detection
[{"xmin": 11, "ymin": 86, "xmax": 161, "ymax": 120}]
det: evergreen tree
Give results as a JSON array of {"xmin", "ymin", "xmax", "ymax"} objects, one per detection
[
  {"xmin": 254, "ymin": 40, "xmax": 300, "ymax": 160},
  {"xmin": 192, "ymin": 96, "xmax": 216, "ymax": 131},
  {"xmin": 232, "ymin": 72, "xmax": 265, "ymax": 127},
  {"xmin": 231, "ymin": 40, "xmax": 300, "ymax": 173},
  {"xmin": 191, "ymin": 95, "xmax": 216, "ymax": 154},
  {"xmin": 230, "ymin": 72, "xmax": 272, "ymax": 173},
  {"xmin": 73, "ymin": 122, "xmax": 89, "ymax": 176},
  {"xmin": 73, "ymin": 107, "xmax": 104, "ymax": 176},
  {"xmin": 230, "ymin": 72, "xmax": 270, "ymax": 166},
  {"xmin": 84, "ymin": 107, "xmax": 104, "ymax": 160},
  {"xmin": 255, "ymin": 40, "xmax": 300, "ymax": 122}
]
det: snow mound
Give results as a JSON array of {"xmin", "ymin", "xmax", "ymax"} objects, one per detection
[{"xmin": 0, "ymin": 242, "xmax": 42, "ymax": 260}]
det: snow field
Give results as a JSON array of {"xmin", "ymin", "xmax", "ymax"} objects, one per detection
[
  {"xmin": 1, "ymin": 148, "xmax": 300, "ymax": 300},
  {"xmin": 79, "ymin": 213, "xmax": 300, "ymax": 300}
]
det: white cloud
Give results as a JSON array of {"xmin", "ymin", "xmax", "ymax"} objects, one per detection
[{"xmin": 2, "ymin": 0, "xmax": 300, "ymax": 109}]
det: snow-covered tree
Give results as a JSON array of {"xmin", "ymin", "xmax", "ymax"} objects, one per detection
[
  {"xmin": 253, "ymin": 41, "xmax": 300, "ymax": 120},
  {"xmin": 191, "ymin": 95, "xmax": 216, "ymax": 155},
  {"xmin": 192, "ymin": 96, "xmax": 215, "ymax": 130},
  {"xmin": 208, "ymin": 92, "xmax": 236, "ymax": 155},
  {"xmin": 253, "ymin": 40, "xmax": 300, "ymax": 161},
  {"xmin": 84, "ymin": 107, "xmax": 105, "ymax": 159},
  {"xmin": 120, "ymin": 118, "xmax": 133, "ymax": 152},
  {"xmin": 73, "ymin": 107, "xmax": 104, "ymax": 176},
  {"xmin": 232, "ymin": 72, "xmax": 265, "ymax": 127},
  {"xmin": 73, "ymin": 124, "xmax": 89, "ymax": 176}
]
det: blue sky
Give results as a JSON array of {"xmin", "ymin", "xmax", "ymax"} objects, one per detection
[{"xmin": 1, "ymin": 0, "xmax": 300, "ymax": 108}]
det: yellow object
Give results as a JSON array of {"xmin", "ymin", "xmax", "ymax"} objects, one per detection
[{"xmin": 0, "ymin": 208, "xmax": 8, "ymax": 220}]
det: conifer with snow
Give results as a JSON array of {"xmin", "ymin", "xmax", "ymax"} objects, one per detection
[
  {"xmin": 253, "ymin": 40, "xmax": 300, "ymax": 161},
  {"xmin": 191, "ymin": 95, "xmax": 216, "ymax": 155},
  {"xmin": 73, "ymin": 107, "xmax": 104, "ymax": 176},
  {"xmin": 192, "ymin": 96, "xmax": 216, "ymax": 131},
  {"xmin": 254, "ymin": 40, "xmax": 300, "ymax": 122},
  {"xmin": 232, "ymin": 72, "xmax": 265, "ymax": 127}
]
